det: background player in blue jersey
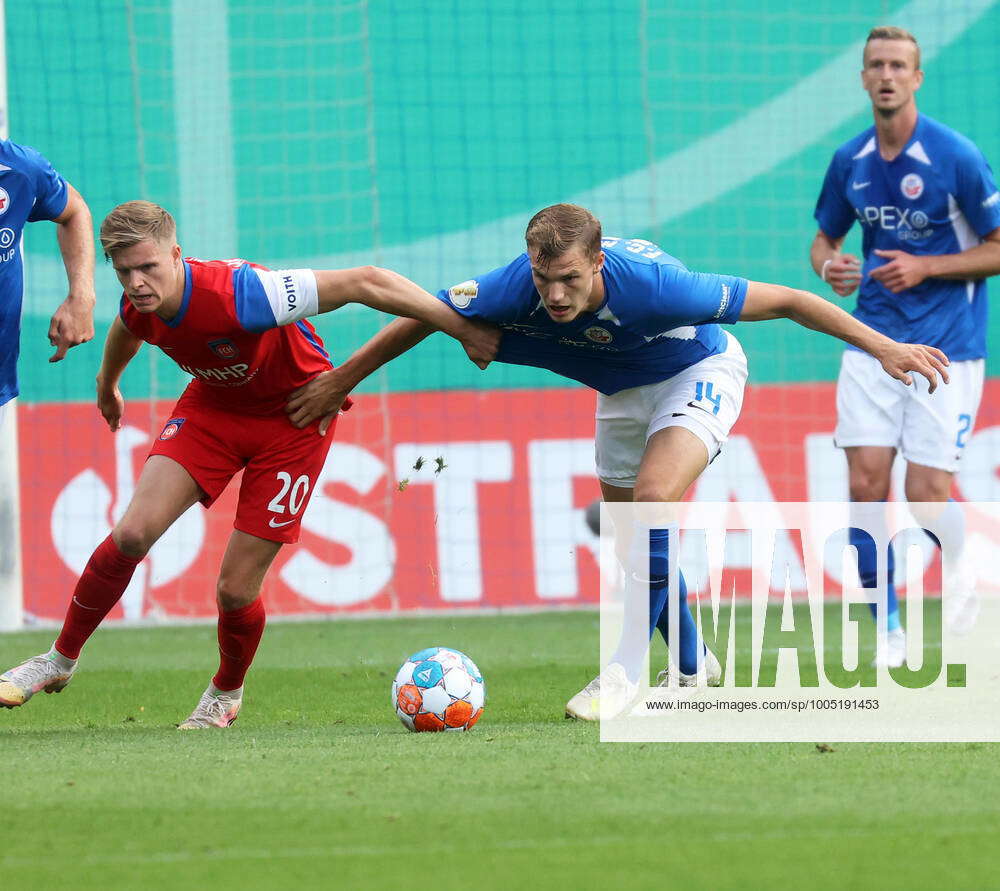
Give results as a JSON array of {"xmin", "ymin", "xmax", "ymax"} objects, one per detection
[
  {"xmin": 288, "ymin": 202, "xmax": 947, "ymax": 719},
  {"xmin": 0, "ymin": 139, "xmax": 95, "ymax": 423},
  {"xmin": 811, "ymin": 26, "xmax": 1000, "ymax": 665}
]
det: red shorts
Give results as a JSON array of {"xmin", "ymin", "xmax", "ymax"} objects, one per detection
[{"xmin": 147, "ymin": 388, "xmax": 338, "ymax": 543}]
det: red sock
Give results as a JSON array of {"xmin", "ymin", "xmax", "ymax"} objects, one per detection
[
  {"xmin": 55, "ymin": 534, "xmax": 143, "ymax": 659},
  {"xmin": 213, "ymin": 598, "xmax": 266, "ymax": 692}
]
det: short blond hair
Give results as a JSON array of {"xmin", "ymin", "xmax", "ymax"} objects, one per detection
[
  {"xmin": 525, "ymin": 204, "xmax": 602, "ymax": 267},
  {"xmin": 864, "ymin": 26, "xmax": 921, "ymax": 69},
  {"xmin": 99, "ymin": 200, "xmax": 177, "ymax": 259}
]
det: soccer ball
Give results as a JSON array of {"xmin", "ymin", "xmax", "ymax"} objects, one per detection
[{"xmin": 391, "ymin": 646, "xmax": 485, "ymax": 732}]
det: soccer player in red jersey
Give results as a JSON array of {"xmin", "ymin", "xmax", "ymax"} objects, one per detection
[{"xmin": 0, "ymin": 200, "xmax": 499, "ymax": 728}]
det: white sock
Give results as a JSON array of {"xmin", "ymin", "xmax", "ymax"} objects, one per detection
[
  {"xmin": 926, "ymin": 499, "xmax": 966, "ymax": 562},
  {"xmin": 46, "ymin": 645, "xmax": 77, "ymax": 671}
]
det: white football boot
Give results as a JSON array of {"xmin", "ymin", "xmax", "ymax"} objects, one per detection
[
  {"xmin": 177, "ymin": 686, "xmax": 242, "ymax": 729},
  {"xmin": 0, "ymin": 653, "xmax": 76, "ymax": 707},
  {"xmin": 656, "ymin": 647, "xmax": 723, "ymax": 688},
  {"xmin": 872, "ymin": 628, "xmax": 906, "ymax": 669},
  {"xmin": 943, "ymin": 561, "xmax": 979, "ymax": 635},
  {"xmin": 565, "ymin": 663, "xmax": 638, "ymax": 721}
]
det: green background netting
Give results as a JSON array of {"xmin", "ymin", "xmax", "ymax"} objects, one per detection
[{"xmin": 10, "ymin": 0, "xmax": 1000, "ymax": 403}]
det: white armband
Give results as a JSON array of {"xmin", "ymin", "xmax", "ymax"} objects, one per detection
[
  {"xmin": 820, "ymin": 259, "xmax": 833, "ymax": 283},
  {"xmin": 252, "ymin": 267, "xmax": 319, "ymax": 326}
]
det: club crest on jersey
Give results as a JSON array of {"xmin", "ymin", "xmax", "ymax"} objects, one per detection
[
  {"xmin": 0, "ymin": 187, "xmax": 9, "ymax": 216},
  {"xmin": 583, "ymin": 326, "xmax": 613, "ymax": 344},
  {"xmin": 448, "ymin": 280, "xmax": 478, "ymax": 309},
  {"xmin": 208, "ymin": 338, "xmax": 240, "ymax": 359},
  {"xmin": 901, "ymin": 173, "xmax": 924, "ymax": 200},
  {"xmin": 159, "ymin": 418, "xmax": 186, "ymax": 441}
]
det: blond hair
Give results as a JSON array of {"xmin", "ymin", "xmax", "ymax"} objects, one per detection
[
  {"xmin": 99, "ymin": 200, "xmax": 177, "ymax": 259},
  {"xmin": 865, "ymin": 26, "xmax": 921, "ymax": 69},
  {"xmin": 525, "ymin": 204, "xmax": 602, "ymax": 267}
]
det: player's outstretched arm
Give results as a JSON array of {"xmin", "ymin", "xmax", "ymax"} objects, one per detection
[
  {"xmin": 48, "ymin": 184, "xmax": 96, "ymax": 362},
  {"xmin": 740, "ymin": 280, "xmax": 950, "ymax": 392},
  {"xmin": 287, "ymin": 317, "xmax": 433, "ymax": 432},
  {"xmin": 94, "ymin": 317, "xmax": 143, "ymax": 432},
  {"xmin": 312, "ymin": 267, "xmax": 500, "ymax": 368}
]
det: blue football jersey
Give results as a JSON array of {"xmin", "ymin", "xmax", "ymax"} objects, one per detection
[
  {"xmin": 815, "ymin": 114, "xmax": 1000, "ymax": 359},
  {"xmin": 0, "ymin": 140, "xmax": 69, "ymax": 406},
  {"xmin": 437, "ymin": 237, "xmax": 747, "ymax": 395}
]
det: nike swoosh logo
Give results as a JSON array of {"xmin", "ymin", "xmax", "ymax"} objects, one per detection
[
  {"xmin": 268, "ymin": 517, "xmax": 297, "ymax": 528},
  {"xmin": 685, "ymin": 402, "xmax": 716, "ymax": 414},
  {"xmin": 852, "ymin": 181, "xmax": 870, "ymax": 190}
]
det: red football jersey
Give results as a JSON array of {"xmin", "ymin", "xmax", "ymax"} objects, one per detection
[{"xmin": 120, "ymin": 258, "xmax": 334, "ymax": 416}]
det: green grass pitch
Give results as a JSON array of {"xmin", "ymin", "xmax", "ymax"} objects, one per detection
[{"xmin": 1, "ymin": 610, "xmax": 998, "ymax": 890}]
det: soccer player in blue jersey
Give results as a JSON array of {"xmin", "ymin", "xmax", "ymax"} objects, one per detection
[
  {"xmin": 287, "ymin": 202, "xmax": 947, "ymax": 719},
  {"xmin": 0, "ymin": 139, "xmax": 95, "ymax": 425},
  {"xmin": 811, "ymin": 26, "xmax": 1000, "ymax": 665}
]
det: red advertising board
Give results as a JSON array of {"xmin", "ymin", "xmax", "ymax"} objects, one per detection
[{"xmin": 17, "ymin": 382, "xmax": 1000, "ymax": 621}]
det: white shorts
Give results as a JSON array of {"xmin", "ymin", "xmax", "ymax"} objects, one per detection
[
  {"xmin": 834, "ymin": 348, "xmax": 984, "ymax": 472},
  {"xmin": 595, "ymin": 332, "xmax": 748, "ymax": 487}
]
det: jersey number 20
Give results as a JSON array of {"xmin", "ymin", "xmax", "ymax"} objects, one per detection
[{"xmin": 268, "ymin": 471, "xmax": 311, "ymax": 516}]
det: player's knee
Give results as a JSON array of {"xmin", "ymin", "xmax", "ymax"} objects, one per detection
[
  {"xmin": 216, "ymin": 576, "xmax": 256, "ymax": 612},
  {"xmin": 848, "ymin": 470, "xmax": 890, "ymax": 502},
  {"xmin": 904, "ymin": 477, "xmax": 950, "ymax": 504},
  {"xmin": 111, "ymin": 523, "xmax": 154, "ymax": 558}
]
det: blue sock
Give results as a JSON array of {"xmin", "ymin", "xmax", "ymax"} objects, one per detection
[
  {"xmin": 653, "ymin": 569, "xmax": 700, "ymax": 675},
  {"xmin": 646, "ymin": 527, "xmax": 672, "ymax": 639},
  {"xmin": 850, "ymin": 524, "xmax": 900, "ymax": 633}
]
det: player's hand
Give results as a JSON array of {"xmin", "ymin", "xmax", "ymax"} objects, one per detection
[
  {"xmin": 876, "ymin": 342, "xmax": 950, "ymax": 393},
  {"xmin": 823, "ymin": 254, "xmax": 862, "ymax": 297},
  {"xmin": 96, "ymin": 383, "xmax": 125, "ymax": 431},
  {"xmin": 287, "ymin": 368, "xmax": 352, "ymax": 431},
  {"xmin": 459, "ymin": 319, "xmax": 501, "ymax": 369},
  {"xmin": 870, "ymin": 249, "xmax": 930, "ymax": 293},
  {"xmin": 317, "ymin": 412, "xmax": 338, "ymax": 437},
  {"xmin": 48, "ymin": 294, "xmax": 96, "ymax": 362}
]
